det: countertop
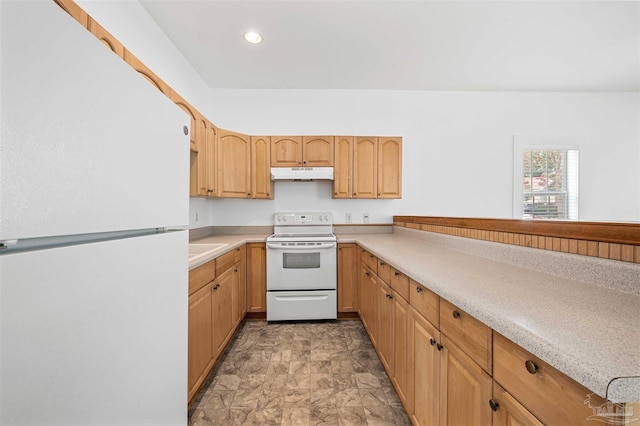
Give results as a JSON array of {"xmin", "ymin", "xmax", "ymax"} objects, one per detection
[{"xmin": 189, "ymin": 230, "xmax": 640, "ymax": 402}]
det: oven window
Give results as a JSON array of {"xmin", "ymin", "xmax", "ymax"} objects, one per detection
[{"xmin": 283, "ymin": 252, "xmax": 320, "ymax": 269}]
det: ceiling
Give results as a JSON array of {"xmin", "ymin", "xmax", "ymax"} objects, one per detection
[{"xmin": 140, "ymin": 1, "xmax": 640, "ymax": 92}]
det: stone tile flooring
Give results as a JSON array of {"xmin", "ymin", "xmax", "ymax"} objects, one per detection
[{"xmin": 188, "ymin": 320, "xmax": 411, "ymax": 426}]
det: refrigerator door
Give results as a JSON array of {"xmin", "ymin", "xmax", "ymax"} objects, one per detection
[
  {"xmin": 0, "ymin": 231, "xmax": 188, "ymax": 425},
  {"xmin": 0, "ymin": 1, "xmax": 189, "ymax": 241}
]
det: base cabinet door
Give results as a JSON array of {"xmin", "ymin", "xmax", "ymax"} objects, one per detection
[
  {"xmin": 247, "ymin": 243, "xmax": 266, "ymax": 313},
  {"xmin": 212, "ymin": 268, "xmax": 233, "ymax": 355},
  {"xmin": 409, "ymin": 308, "xmax": 440, "ymax": 426},
  {"xmin": 492, "ymin": 382, "xmax": 544, "ymax": 426},
  {"xmin": 439, "ymin": 335, "xmax": 492, "ymax": 426},
  {"xmin": 188, "ymin": 282, "xmax": 215, "ymax": 402},
  {"xmin": 377, "ymin": 280, "xmax": 394, "ymax": 373},
  {"xmin": 392, "ymin": 292, "xmax": 410, "ymax": 408},
  {"xmin": 337, "ymin": 243, "xmax": 357, "ymax": 312}
]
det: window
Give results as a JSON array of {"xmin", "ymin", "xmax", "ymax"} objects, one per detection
[{"xmin": 513, "ymin": 136, "xmax": 579, "ymax": 220}]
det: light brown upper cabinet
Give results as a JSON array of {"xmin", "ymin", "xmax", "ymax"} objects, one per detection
[
  {"xmin": 192, "ymin": 117, "xmax": 209, "ymax": 197},
  {"xmin": 271, "ymin": 136, "xmax": 302, "ymax": 166},
  {"xmin": 378, "ymin": 137, "xmax": 402, "ymax": 198},
  {"xmin": 333, "ymin": 136, "xmax": 353, "ymax": 198},
  {"xmin": 353, "ymin": 137, "xmax": 378, "ymax": 198},
  {"xmin": 124, "ymin": 49, "xmax": 173, "ymax": 100},
  {"xmin": 302, "ymin": 136, "xmax": 334, "ymax": 166},
  {"xmin": 54, "ymin": 0, "xmax": 88, "ymax": 28},
  {"xmin": 271, "ymin": 136, "xmax": 334, "ymax": 167},
  {"xmin": 251, "ymin": 136, "xmax": 273, "ymax": 199},
  {"xmin": 217, "ymin": 130, "xmax": 251, "ymax": 198},
  {"xmin": 170, "ymin": 94, "xmax": 198, "ymax": 153},
  {"xmin": 87, "ymin": 17, "xmax": 124, "ymax": 59},
  {"xmin": 205, "ymin": 121, "xmax": 217, "ymax": 197}
]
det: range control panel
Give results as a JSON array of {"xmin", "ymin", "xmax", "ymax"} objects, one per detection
[{"xmin": 274, "ymin": 212, "xmax": 333, "ymax": 225}]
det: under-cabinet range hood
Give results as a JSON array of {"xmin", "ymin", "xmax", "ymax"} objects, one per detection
[{"xmin": 271, "ymin": 167, "xmax": 334, "ymax": 181}]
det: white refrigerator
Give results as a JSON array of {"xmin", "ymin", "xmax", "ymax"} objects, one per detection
[{"xmin": 1, "ymin": 2, "xmax": 189, "ymax": 425}]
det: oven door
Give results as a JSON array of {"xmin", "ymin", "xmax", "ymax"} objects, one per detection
[{"xmin": 266, "ymin": 241, "xmax": 337, "ymax": 291}]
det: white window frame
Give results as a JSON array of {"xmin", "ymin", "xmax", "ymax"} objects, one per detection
[{"xmin": 513, "ymin": 135, "xmax": 579, "ymax": 220}]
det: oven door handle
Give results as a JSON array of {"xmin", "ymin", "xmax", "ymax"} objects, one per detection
[{"xmin": 266, "ymin": 242, "xmax": 336, "ymax": 250}]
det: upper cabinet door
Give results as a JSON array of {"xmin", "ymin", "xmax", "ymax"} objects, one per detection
[
  {"xmin": 353, "ymin": 137, "xmax": 378, "ymax": 198},
  {"xmin": 124, "ymin": 49, "xmax": 173, "ymax": 99},
  {"xmin": 302, "ymin": 136, "xmax": 334, "ymax": 166},
  {"xmin": 218, "ymin": 130, "xmax": 251, "ymax": 198},
  {"xmin": 87, "ymin": 17, "xmax": 124, "ymax": 59},
  {"xmin": 378, "ymin": 137, "xmax": 402, "ymax": 199},
  {"xmin": 251, "ymin": 136, "xmax": 273, "ymax": 199},
  {"xmin": 271, "ymin": 136, "xmax": 302, "ymax": 166},
  {"xmin": 206, "ymin": 122, "xmax": 218, "ymax": 197},
  {"xmin": 333, "ymin": 136, "xmax": 353, "ymax": 198}
]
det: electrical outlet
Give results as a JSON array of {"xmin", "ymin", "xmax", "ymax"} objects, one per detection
[
  {"xmin": 363, "ymin": 213, "xmax": 370, "ymax": 223},
  {"xmin": 345, "ymin": 213, "xmax": 352, "ymax": 223}
]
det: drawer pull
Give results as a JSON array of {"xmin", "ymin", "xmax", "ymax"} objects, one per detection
[
  {"xmin": 489, "ymin": 399, "xmax": 500, "ymax": 412},
  {"xmin": 394, "ymin": 271, "xmax": 400, "ymax": 277},
  {"xmin": 380, "ymin": 261, "xmax": 386, "ymax": 266},
  {"xmin": 416, "ymin": 287, "xmax": 422, "ymax": 293},
  {"xmin": 429, "ymin": 338, "xmax": 436, "ymax": 346},
  {"xmin": 436, "ymin": 343, "xmax": 443, "ymax": 351},
  {"xmin": 452, "ymin": 310, "xmax": 461, "ymax": 319},
  {"xmin": 365, "ymin": 272, "xmax": 370, "ymax": 277},
  {"xmin": 525, "ymin": 360, "xmax": 539, "ymax": 374}
]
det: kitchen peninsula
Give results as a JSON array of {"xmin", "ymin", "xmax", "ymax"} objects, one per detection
[{"xmin": 189, "ymin": 218, "xmax": 640, "ymax": 425}]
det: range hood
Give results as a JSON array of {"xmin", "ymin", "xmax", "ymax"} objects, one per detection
[{"xmin": 271, "ymin": 167, "xmax": 334, "ymax": 181}]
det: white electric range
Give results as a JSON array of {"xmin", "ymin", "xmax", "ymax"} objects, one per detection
[{"xmin": 266, "ymin": 212, "xmax": 337, "ymax": 321}]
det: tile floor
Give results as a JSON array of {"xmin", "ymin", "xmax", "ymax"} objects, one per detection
[{"xmin": 188, "ymin": 320, "xmax": 411, "ymax": 426}]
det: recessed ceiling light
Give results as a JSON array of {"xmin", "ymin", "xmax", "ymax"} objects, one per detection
[{"xmin": 243, "ymin": 31, "xmax": 262, "ymax": 44}]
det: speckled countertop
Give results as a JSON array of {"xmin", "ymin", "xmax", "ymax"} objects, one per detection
[
  {"xmin": 189, "ymin": 229, "xmax": 640, "ymax": 402},
  {"xmin": 188, "ymin": 234, "xmax": 270, "ymax": 270}
]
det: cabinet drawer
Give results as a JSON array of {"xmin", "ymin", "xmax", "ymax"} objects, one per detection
[
  {"xmin": 216, "ymin": 249, "xmax": 237, "ymax": 275},
  {"xmin": 493, "ymin": 332, "xmax": 610, "ymax": 426},
  {"xmin": 440, "ymin": 299, "xmax": 492, "ymax": 373},
  {"xmin": 390, "ymin": 268, "xmax": 409, "ymax": 301},
  {"xmin": 360, "ymin": 249, "xmax": 378, "ymax": 273},
  {"xmin": 233, "ymin": 245, "xmax": 244, "ymax": 263},
  {"xmin": 189, "ymin": 259, "xmax": 216, "ymax": 295},
  {"xmin": 409, "ymin": 279, "xmax": 439, "ymax": 327},
  {"xmin": 377, "ymin": 259, "xmax": 391, "ymax": 284}
]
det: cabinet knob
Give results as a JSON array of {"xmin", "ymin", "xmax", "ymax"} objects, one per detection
[
  {"xmin": 365, "ymin": 272, "xmax": 370, "ymax": 277},
  {"xmin": 353, "ymin": 193, "xmax": 356, "ymax": 196},
  {"xmin": 525, "ymin": 360, "xmax": 539, "ymax": 374},
  {"xmin": 489, "ymin": 399, "xmax": 500, "ymax": 412},
  {"xmin": 380, "ymin": 262, "xmax": 386, "ymax": 266},
  {"xmin": 394, "ymin": 271, "xmax": 400, "ymax": 277},
  {"xmin": 452, "ymin": 310, "xmax": 461, "ymax": 319},
  {"xmin": 436, "ymin": 343, "xmax": 443, "ymax": 351},
  {"xmin": 416, "ymin": 287, "xmax": 422, "ymax": 293},
  {"xmin": 429, "ymin": 338, "xmax": 436, "ymax": 346}
]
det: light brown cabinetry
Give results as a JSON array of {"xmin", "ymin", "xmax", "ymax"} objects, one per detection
[
  {"xmin": 409, "ymin": 280, "xmax": 439, "ymax": 328},
  {"xmin": 377, "ymin": 280, "xmax": 393, "ymax": 373},
  {"xmin": 337, "ymin": 243, "xmax": 357, "ymax": 312},
  {"xmin": 377, "ymin": 136, "xmax": 402, "ymax": 198},
  {"xmin": 333, "ymin": 136, "xmax": 353, "ymax": 198},
  {"xmin": 205, "ymin": 122, "xmax": 218, "ymax": 197},
  {"xmin": 246, "ymin": 243, "xmax": 266, "ymax": 313},
  {"xmin": 187, "ymin": 259, "xmax": 216, "ymax": 402},
  {"xmin": 217, "ymin": 130, "xmax": 251, "ymax": 198},
  {"xmin": 353, "ymin": 137, "xmax": 378, "ymax": 198},
  {"xmin": 493, "ymin": 332, "xmax": 608, "ymax": 426},
  {"xmin": 87, "ymin": 17, "xmax": 124, "ymax": 58},
  {"xmin": 188, "ymin": 280, "xmax": 215, "ymax": 403},
  {"xmin": 212, "ymin": 267, "xmax": 233, "ymax": 355},
  {"xmin": 491, "ymin": 382, "xmax": 543, "ymax": 426},
  {"xmin": 302, "ymin": 136, "xmax": 334, "ymax": 166},
  {"xmin": 408, "ymin": 307, "xmax": 440, "ymax": 426},
  {"xmin": 358, "ymin": 263, "xmax": 378, "ymax": 347},
  {"xmin": 231, "ymin": 246, "xmax": 246, "ymax": 328},
  {"xmin": 271, "ymin": 136, "xmax": 334, "ymax": 167},
  {"xmin": 391, "ymin": 289, "xmax": 410, "ymax": 408},
  {"xmin": 439, "ymin": 334, "xmax": 492, "ymax": 426},
  {"xmin": 251, "ymin": 136, "xmax": 273, "ymax": 199},
  {"xmin": 271, "ymin": 136, "xmax": 302, "ymax": 166}
]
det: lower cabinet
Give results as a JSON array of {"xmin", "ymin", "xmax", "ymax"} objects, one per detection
[
  {"xmin": 212, "ymin": 267, "xmax": 234, "ymax": 355},
  {"xmin": 391, "ymin": 291, "xmax": 410, "ymax": 408},
  {"xmin": 337, "ymin": 243, "xmax": 357, "ymax": 312},
  {"xmin": 439, "ymin": 335, "xmax": 492, "ymax": 426},
  {"xmin": 491, "ymin": 382, "xmax": 544, "ymax": 426},
  {"xmin": 377, "ymin": 280, "xmax": 393, "ymax": 373},
  {"xmin": 358, "ymin": 263, "xmax": 378, "ymax": 346},
  {"xmin": 408, "ymin": 307, "xmax": 440, "ymax": 426},
  {"xmin": 187, "ymin": 281, "xmax": 215, "ymax": 403},
  {"xmin": 246, "ymin": 243, "xmax": 266, "ymax": 313}
]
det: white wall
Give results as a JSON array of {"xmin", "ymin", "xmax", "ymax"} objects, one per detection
[{"xmin": 206, "ymin": 89, "xmax": 639, "ymax": 225}]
